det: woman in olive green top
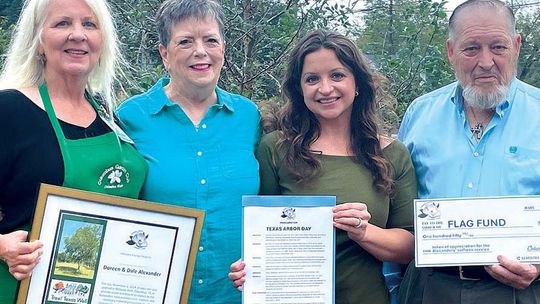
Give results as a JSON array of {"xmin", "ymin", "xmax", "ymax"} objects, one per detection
[
  {"xmin": 229, "ymin": 30, "xmax": 417, "ymax": 304},
  {"xmin": 0, "ymin": 0, "xmax": 146, "ymax": 302}
]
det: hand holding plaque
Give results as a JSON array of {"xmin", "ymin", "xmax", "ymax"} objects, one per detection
[{"xmin": 17, "ymin": 184, "xmax": 204, "ymax": 304}]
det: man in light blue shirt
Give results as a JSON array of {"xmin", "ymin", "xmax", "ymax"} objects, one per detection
[
  {"xmin": 400, "ymin": 79, "xmax": 540, "ymax": 199},
  {"xmin": 397, "ymin": 0, "xmax": 540, "ymax": 303}
]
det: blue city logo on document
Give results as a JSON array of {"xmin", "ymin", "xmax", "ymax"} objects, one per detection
[
  {"xmin": 126, "ymin": 230, "xmax": 149, "ymax": 249},
  {"xmin": 418, "ymin": 202, "xmax": 441, "ymax": 220},
  {"xmin": 281, "ymin": 207, "xmax": 296, "ymax": 220}
]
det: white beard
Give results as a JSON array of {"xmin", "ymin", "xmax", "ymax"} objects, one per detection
[{"xmin": 461, "ymin": 83, "xmax": 509, "ymax": 110}]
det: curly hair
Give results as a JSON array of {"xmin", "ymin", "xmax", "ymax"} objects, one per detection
[{"xmin": 275, "ymin": 29, "xmax": 394, "ymax": 195}]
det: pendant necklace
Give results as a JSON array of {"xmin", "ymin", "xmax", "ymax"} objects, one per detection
[
  {"xmin": 470, "ymin": 122, "xmax": 484, "ymax": 140},
  {"xmin": 468, "ymin": 107, "xmax": 493, "ymax": 141}
]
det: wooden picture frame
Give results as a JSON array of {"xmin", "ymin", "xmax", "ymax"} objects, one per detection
[{"xmin": 17, "ymin": 184, "xmax": 205, "ymax": 304}]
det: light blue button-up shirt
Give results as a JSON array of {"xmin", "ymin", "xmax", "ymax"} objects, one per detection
[
  {"xmin": 117, "ymin": 78, "xmax": 260, "ymax": 303},
  {"xmin": 399, "ymin": 78, "xmax": 540, "ymax": 198}
]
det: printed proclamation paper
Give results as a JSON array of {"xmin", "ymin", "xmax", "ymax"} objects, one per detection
[{"xmin": 242, "ymin": 196, "xmax": 335, "ymax": 304}]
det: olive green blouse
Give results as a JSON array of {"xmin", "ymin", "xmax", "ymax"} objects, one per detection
[{"xmin": 256, "ymin": 131, "xmax": 417, "ymax": 304}]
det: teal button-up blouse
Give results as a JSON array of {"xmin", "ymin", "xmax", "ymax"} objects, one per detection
[{"xmin": 117, "ymin": 78, "xmax": 260, "ymax": 303}]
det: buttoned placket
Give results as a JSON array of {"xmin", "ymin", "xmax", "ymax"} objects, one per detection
[
  {"xmin": 191, "ymin": 104, "xmax": 224, "ymax": 294},
  {"xmin": 461, "ymin": 109, "xmax": 501, "ymax": 196}
]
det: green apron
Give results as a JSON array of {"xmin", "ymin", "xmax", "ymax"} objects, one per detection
[{"xmin": 0, "ymin": 84, "xmax": 147, "ymax": 303}]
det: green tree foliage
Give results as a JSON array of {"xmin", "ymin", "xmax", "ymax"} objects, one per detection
[
  {"xmin": 220, "ymin": 0, "xmax": 355, "ymax": 100},
  {"xmin": 109, "ymin": 0, "xmax": 356, "ymax": 100},
  {"xmin": 0, "ymin": 0, "xmax": 22, "ymax": 26},
  {"xmin": 2, "ymin": 0, "xmax": 540, "ymax": 130},
  {"xmin": 108, "ymin": 0, "xmax": 162, "ymax": 98},
  {"xmin": 516, "ymin": 6, "xmax": 540, "ymax": 88},
  {"xmin": 56, "ymin": 251, "xmax": 69, "ymax": 263},
  {"xmin": 359, "ymin": 0, "xmax": 454, "ymax": 131},
  {"xmin": 63, "ymin": 225, "xmax": 102, "ymax": 271},
  {"xmin": 0, "ymin": 17, "xmax": 14, "ymax": 68}
]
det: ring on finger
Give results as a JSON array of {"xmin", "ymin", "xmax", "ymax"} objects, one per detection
[{"xmin": 354, "ymin": 217, "xmax": 363, "ymax": 228}]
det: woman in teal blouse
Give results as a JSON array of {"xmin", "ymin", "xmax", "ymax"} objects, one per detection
[{"xmin": 116, "ymin": 0, "xmax": 260, "ymax": 303}]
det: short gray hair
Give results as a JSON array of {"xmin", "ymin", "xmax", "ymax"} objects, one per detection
[
  {"xmin": 448, "ymin": 0, "xmax": 516, "ymax": 42},
  {"xmin": 156, "ymin": 0, "xmax": 225, "ymax": 46}
]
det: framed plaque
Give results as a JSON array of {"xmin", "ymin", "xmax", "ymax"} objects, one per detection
[{"xmin": 17, "ymin": 184, "xmax": 205, "ymax": 304}]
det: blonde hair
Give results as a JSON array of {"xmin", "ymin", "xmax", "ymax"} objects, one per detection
[{"xmin": 0, "ymin": 0, "xmax": 122, "ymax": 110}]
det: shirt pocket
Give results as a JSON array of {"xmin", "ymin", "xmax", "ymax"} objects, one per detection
[
  {"xmin": 219, "ymin": 144, "xmax": 259, "ymax": 179},
  {"xmin": 502, "ymin": 146, "xmax": 540, "ymax": 194}
]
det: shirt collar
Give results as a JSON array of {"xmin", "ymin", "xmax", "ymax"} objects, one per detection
[
  {"xmin": 147, "ymin": 78, "xmax": 173, "ymax": 115},
  {"xmin": 450, "ymin": 78, "xmax": 517, "ymax": 116},
  {"xmin": 147, "ymin": 78, "xmax": 235, "ymax": 115},
  {"xmin": 215, "ymin": 87, "xmax": 235, "ymax": 112}
]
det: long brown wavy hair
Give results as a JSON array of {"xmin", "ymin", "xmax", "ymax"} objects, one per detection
[{"xmin": 274, "ymin": 29, "xmax": 394, "ymax": 195}]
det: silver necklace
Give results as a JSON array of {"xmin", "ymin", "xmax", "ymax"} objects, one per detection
[
  {"xmin": 468, "ymin": 107, "xmax": 493, "ymax": 141},
  {"xmin": 470, "ymin": 122, "xmax": 484, "ymax": 140}
]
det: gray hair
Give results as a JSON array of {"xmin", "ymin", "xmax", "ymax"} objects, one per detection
[
  {"xmin": 448, "ymin": 0, "xmax": 516, "ymax": 42},
  {"xmin": 156, "ymin": 0, "xmax": 225, "ymax": 46},
  {"xmin": 0, "ymin": 0, "xmax": 122, "ymax": 111}
]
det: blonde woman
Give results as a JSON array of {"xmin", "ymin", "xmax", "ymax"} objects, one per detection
[{"xmin": 0, "ymin": 0, "xmax": 147, "ymax": 301}]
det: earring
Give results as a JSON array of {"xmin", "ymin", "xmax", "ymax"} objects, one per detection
[
  {"xmin": 37, "ymin": 53, "xmax": 46, "ymax": 65},
  {"xmin": 355, "ymin": 91, "xmax": 359, "ymax": 97}
]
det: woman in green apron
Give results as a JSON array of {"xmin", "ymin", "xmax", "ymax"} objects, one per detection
[{"xmin": 0, "ymin": 0, "xmax": 147, "ymax": 302}]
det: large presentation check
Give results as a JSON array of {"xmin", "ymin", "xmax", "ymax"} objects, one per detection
[{"xmin": 415, "ymin": 196, "xmax": 540, "ymax": 267}]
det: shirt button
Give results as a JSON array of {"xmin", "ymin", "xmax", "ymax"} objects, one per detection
[
  {"xmin": 467, "ymin": 182, "xmax": 473, "ymax": 189},
  {"xmin": 200, "ymin": 179, "xmax": 206, "ymax": 185},
  {"xmin": 197, "ymin": 151, "xmax": 203, "ymax": 156},
  {"xmin": 473, "ymin": 152, "xmax": 479, "ymax": 157},
  {"xmin": 198, "ymin": 279, "xmax": 203, "ymax": 284},
  {"xmin": 199, "ymin": 246, "xmax": 204, "ymax": 251},
  {"xmin": 201, "ymin": 124, "xmax": 207, "ymax": 129}
]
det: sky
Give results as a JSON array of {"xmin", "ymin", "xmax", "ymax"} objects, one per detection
[
  {"xmin": 445, "ymin": 0, "xmax": 465, "ymax": 12},
  {"xmin": 334, "ymin": 0, "xmax": 465, "ymax": 13},
  {"xmin": 327, "ymin": 0, "xmax": 467, "ymax": 31}
]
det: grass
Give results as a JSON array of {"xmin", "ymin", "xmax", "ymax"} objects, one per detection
[{"xmin": 54, "ymin": 261, "xmax": 95, "ymax": 279}]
